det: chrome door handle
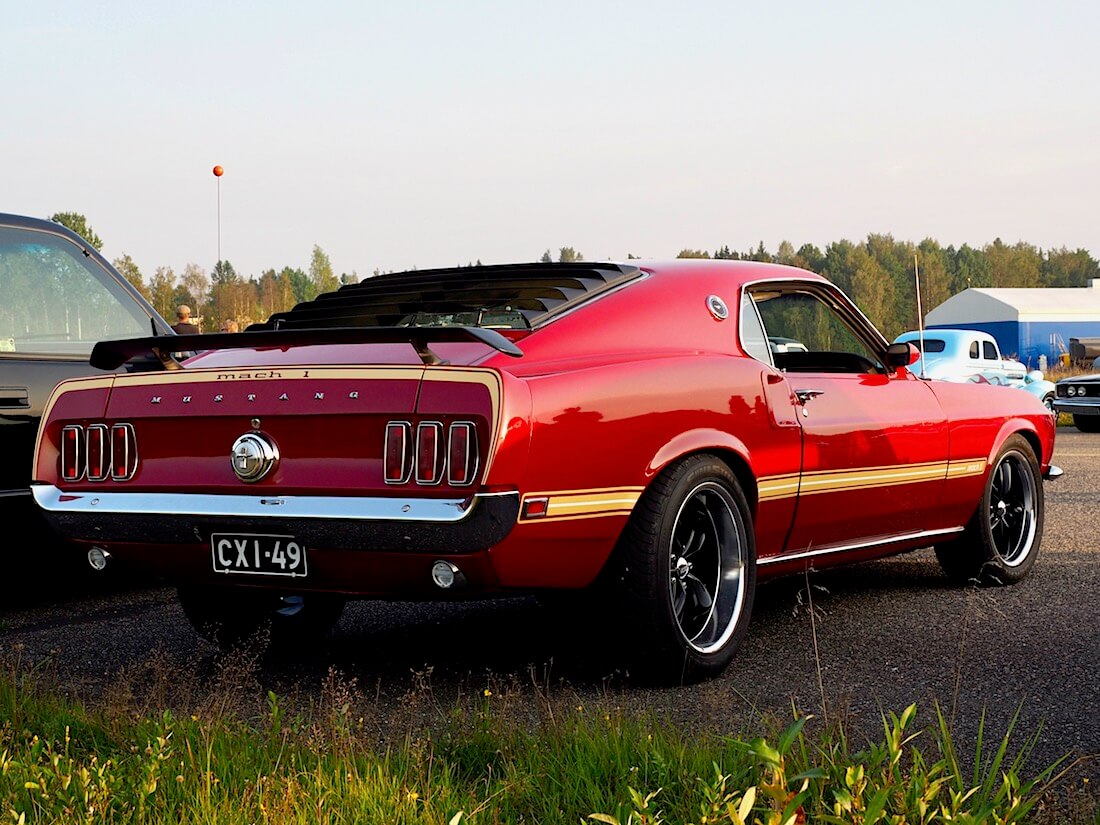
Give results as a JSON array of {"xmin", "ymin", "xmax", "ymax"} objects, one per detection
[
  {"xmin": 795, "ymin": 389, "xmax": 824, "ymax": 405},
  {"xmin": 0, "ymin": 386, "xmax": 29, "ymax": 409}
]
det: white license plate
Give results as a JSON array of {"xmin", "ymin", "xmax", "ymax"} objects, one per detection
[{"xmin": 211, "ymin": 533, "xmax": 308, "ymax": 578}]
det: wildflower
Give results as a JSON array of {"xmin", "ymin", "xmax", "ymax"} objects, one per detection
[{"xmin": 483, "ymin": 689, "xmax": 492, "ymax": 698}]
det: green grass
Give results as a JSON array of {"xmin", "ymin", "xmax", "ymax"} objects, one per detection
[{"xmin": 0, "ymin": 656, "xmax": 1095, "ymax": 824}]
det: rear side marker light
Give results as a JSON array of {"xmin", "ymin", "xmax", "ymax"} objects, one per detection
[
  {"xmin": 384, "ymin": 422, "xmax": 413, "ymax": 484},
  {"xmin": 523, "ymin": 497, "xmax": 549, "ymax": 519}
]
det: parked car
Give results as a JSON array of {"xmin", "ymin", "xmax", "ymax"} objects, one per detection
[
  {"xmin": 893, "ymin": 328, "xmax": 1057, "ymax": 411},
  {"xmin": 0, "ymin": 213, "xmax": 174, "ymax": 570},
  {"xmin": 768, "ymin": 336, "xmax": 808, "ymax": 353},
  {"xmin": 31, "ymin": 259, "xmax": 1060, "ymax": 683},
  {"xmin": 1052, "ymin": 373, "xmax": 1100, "ymax": 432}
]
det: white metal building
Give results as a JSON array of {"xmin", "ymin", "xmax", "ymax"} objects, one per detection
[{"xmin": 925, "ymin": 279, "xmax": 1100, "ymax": 368}]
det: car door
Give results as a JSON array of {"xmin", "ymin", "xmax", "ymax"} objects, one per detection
[
  {"xmin": 0, "ymin": 218, "xmax": 171, "ymax": 503},
  {"xmin": 749, "ymin": 282, "xmax": 950, "ymax": 557}
]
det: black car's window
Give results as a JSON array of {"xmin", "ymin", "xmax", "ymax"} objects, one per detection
[
  {"xmin": 913, "ymin": 338, "xmax": 946, "ymax": 353},
  {"xmin": 0, "ymin": 228, "xmax": 151, "ymax": 357},
  {"xmin": 751, "ymin": 288, "xmax": 881, "ymax": 374},
  {"xmin": 983, "ymin": 341, "xmax": 997, "ymax": 360}
]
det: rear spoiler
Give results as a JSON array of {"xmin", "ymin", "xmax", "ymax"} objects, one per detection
[{"xmin": 90, "ymin": 326, "xmax": 525, "ymax": 371}]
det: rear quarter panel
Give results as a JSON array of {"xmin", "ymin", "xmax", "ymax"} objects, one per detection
[
  {"xmin": 485, "ymin": 353, "xmax": 797, "ymax": 588},
  {"xmin": 481, "ymin": 265, "xmax": 808, "ymax": 588}
]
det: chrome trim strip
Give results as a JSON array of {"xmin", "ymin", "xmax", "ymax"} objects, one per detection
[
  {"xmin": 1053, "ymin": 402, "xmax": 1099, "ymax": 414},
  {"xmin": 758, "ymin": 526, "xmax": 965, "ymax": 566},
  {"xmin": 32, "ymin": 485, "xmax": 516, "ymax": 524}
]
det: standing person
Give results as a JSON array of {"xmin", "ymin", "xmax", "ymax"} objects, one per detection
[{"xmin": 172, "ymin": 305, "xmax": 200, "ymax": 335}]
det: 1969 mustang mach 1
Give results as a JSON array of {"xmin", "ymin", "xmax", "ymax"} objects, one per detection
[{"xmin": 31, "ymin": 259, "xmax": 1061, "ymax": 682}]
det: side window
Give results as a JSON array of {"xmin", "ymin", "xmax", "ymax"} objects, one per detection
[
  {"xmin": 752, "ymin": 288, "xmax": 881, "ymax": 374},
  {"xmin": 738, "ymin": 292, "xmax": 773, "ymax": 364},
  {"xmin": 0, "ymin": 228, "xmax": 151, "ymax": 358},
  {"xmin": 983, "ymin": 341, "xmax": 997, "ymax": 360},
  {"xmin": 969, "ymin": 341, "xmax": 980, "ymax": 359}
]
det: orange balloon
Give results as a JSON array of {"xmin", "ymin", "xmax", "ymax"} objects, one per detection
[{"xmin": 212, "ymin": 165, "xmax": 224, "ymax": 177}]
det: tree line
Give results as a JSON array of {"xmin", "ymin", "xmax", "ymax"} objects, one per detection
[{"xmin": 52, "ymin": 214, "xmax": 1099, "ymax": 341}]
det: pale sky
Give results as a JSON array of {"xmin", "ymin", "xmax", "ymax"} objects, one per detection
[{"xmin": 4, "ymin": 1, "xmax": 1098, "ymax": 281}]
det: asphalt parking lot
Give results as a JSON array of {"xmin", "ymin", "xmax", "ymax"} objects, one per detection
[{"xmin": 2, "ymin": 427, "xmax": 1097, "ymax": 785}]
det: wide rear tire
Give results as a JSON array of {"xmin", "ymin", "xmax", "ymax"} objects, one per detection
[
  {"xmin": 611, "ymin": 455, "xmax": 756, "ymax": 684},
  {"xmin": 934, "ymin": 435, "xmax": 1043, "ymax": 586}
]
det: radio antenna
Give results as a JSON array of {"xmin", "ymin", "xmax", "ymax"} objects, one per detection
[{"xmin": 914, "ymin": 253, "xmax": 926, "ymax": 379}]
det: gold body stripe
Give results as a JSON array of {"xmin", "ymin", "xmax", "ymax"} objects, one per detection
[
  {"xmin": 519, "ymin": 458, "xmax": 989, "ymax": 523},
  {"xmin": 521, "ymin": 487, "xmax": 643, "ymax": 522}
]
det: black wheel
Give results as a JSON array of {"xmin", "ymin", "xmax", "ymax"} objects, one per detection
[
  {"xmin": 1041, "ymin": 393, "xmax": 1055, "ymax": 413},
  {"xmin": 1073, "ymin": 414, "xmax": 1100, "ymax": 433},
  {"xmin": 611, "ymin": 455, "xmax": 756, "ymax": 684},
  {"xmin": 178, "ymin": 586, "xmax": 345, "ymax": 651},
  {"xmin": 934, "ymin": 435, "xmax": 1043, "ymax": 585}
]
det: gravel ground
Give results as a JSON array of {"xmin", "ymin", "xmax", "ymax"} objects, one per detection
[{"xmin": 3, "ymin": 427, "xmax": 1097, "ymax": 795}]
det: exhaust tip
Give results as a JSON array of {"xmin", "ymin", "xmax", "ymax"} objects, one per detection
[
  {"xmin": 87, "ymin": 547, "xmax": 111, "ymax": 571},
  {"xmin": 431, "ymin": 560, "xmax": 466, "ymax": 590}
]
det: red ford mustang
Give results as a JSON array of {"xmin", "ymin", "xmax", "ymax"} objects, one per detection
[{"xmin": 31, "ymin": 259, "xmax": 1061, "ymax": 682}]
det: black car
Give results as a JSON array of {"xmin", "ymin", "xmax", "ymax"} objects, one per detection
[
  {"xmin": 0, "ymin": 213, "xmax": 174, "ymax": 577},
  {"xmin": 1053, "ymin": 373, "xmax": 1100, "ymax": 432}
]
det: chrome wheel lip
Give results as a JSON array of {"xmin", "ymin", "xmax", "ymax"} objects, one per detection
[
  {"xmin": 989, "ymin": 451, "xmax": 1038, "ymax": 568},
  {"xmin": 667, "ymin": 480, "xmax": 747, "ymax": 654}
]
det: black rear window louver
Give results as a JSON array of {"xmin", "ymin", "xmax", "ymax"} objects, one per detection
[{"xmin": 251, "ymin": 262, "xmax": 642, "ymax": 331}]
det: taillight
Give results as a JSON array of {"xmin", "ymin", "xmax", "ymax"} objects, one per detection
[
  {"xmin": 61, "ymin": 425, "xmax": 84, "ymax": 482},
  {"xmin": 110, "ymin": 423, "xmax": 138, "ymax": 480},
  {"xmin": 386, "ymin": 420, "xmax": 479, "ymax": 487},
  {"xmin": 57, "ymin": 423, "xmax": 138, "ymax": 483},
  {"xmin": 447, "ymin": 422, "xmax": 477, "ymax": 486},
  {"xmin": 86, "ymin": 424, "xmax": 109, "ymax": 481},
  {"xmin": 383, "ymin": 422, "xmax": 412, "ymax": 484},
  {"xmin": 415, "ymin": 422, "xmax": 445, "ymax": 485}
]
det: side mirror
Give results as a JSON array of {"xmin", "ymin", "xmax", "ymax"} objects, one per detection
[{"xmin": 887, "ymin": 342, "xmax": 920, "ymax": 368}]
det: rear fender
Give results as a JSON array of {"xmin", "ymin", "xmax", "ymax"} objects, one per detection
[{"xmin": 646, "ymin": 428, "xmax": 756, "ymax": 509}]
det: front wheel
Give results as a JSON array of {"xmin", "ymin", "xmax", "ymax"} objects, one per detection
[
  {"xmin": 611, "ymin": 455, "xmax": 756, "ymax": 684},
  {"xmin": 1041, "ymin": 393, "xmax": 1055, "ymax": 413},
  {"xmin": 178, "ymin": 586, "xmax": 346, "ymax": 652},
  {"xmin": 1073, "ymin": 414, "xmax": 1100, "ymax": 433},
  {"xmin": 934, "ymin": 434, "xmax": 1043, "ymax": 585}
]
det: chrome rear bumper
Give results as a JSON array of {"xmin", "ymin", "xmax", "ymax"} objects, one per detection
[{"xmin": 32, "ymin": 485, "xmax": 519, "ymax": 553}]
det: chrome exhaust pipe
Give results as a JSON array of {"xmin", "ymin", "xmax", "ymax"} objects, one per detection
[{"xmin": 87, "ymin": 547, "xmax": 111, "ymax": 571}]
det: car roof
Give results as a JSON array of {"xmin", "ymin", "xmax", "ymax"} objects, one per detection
[{"xmin": 254, "ymin": 258, "xmax": 829, "ymax": 333}]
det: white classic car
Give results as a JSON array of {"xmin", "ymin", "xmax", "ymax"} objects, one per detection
[{"xmin": 893, "ymin": 329, "xmax": 1056, "ymax": 411}]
